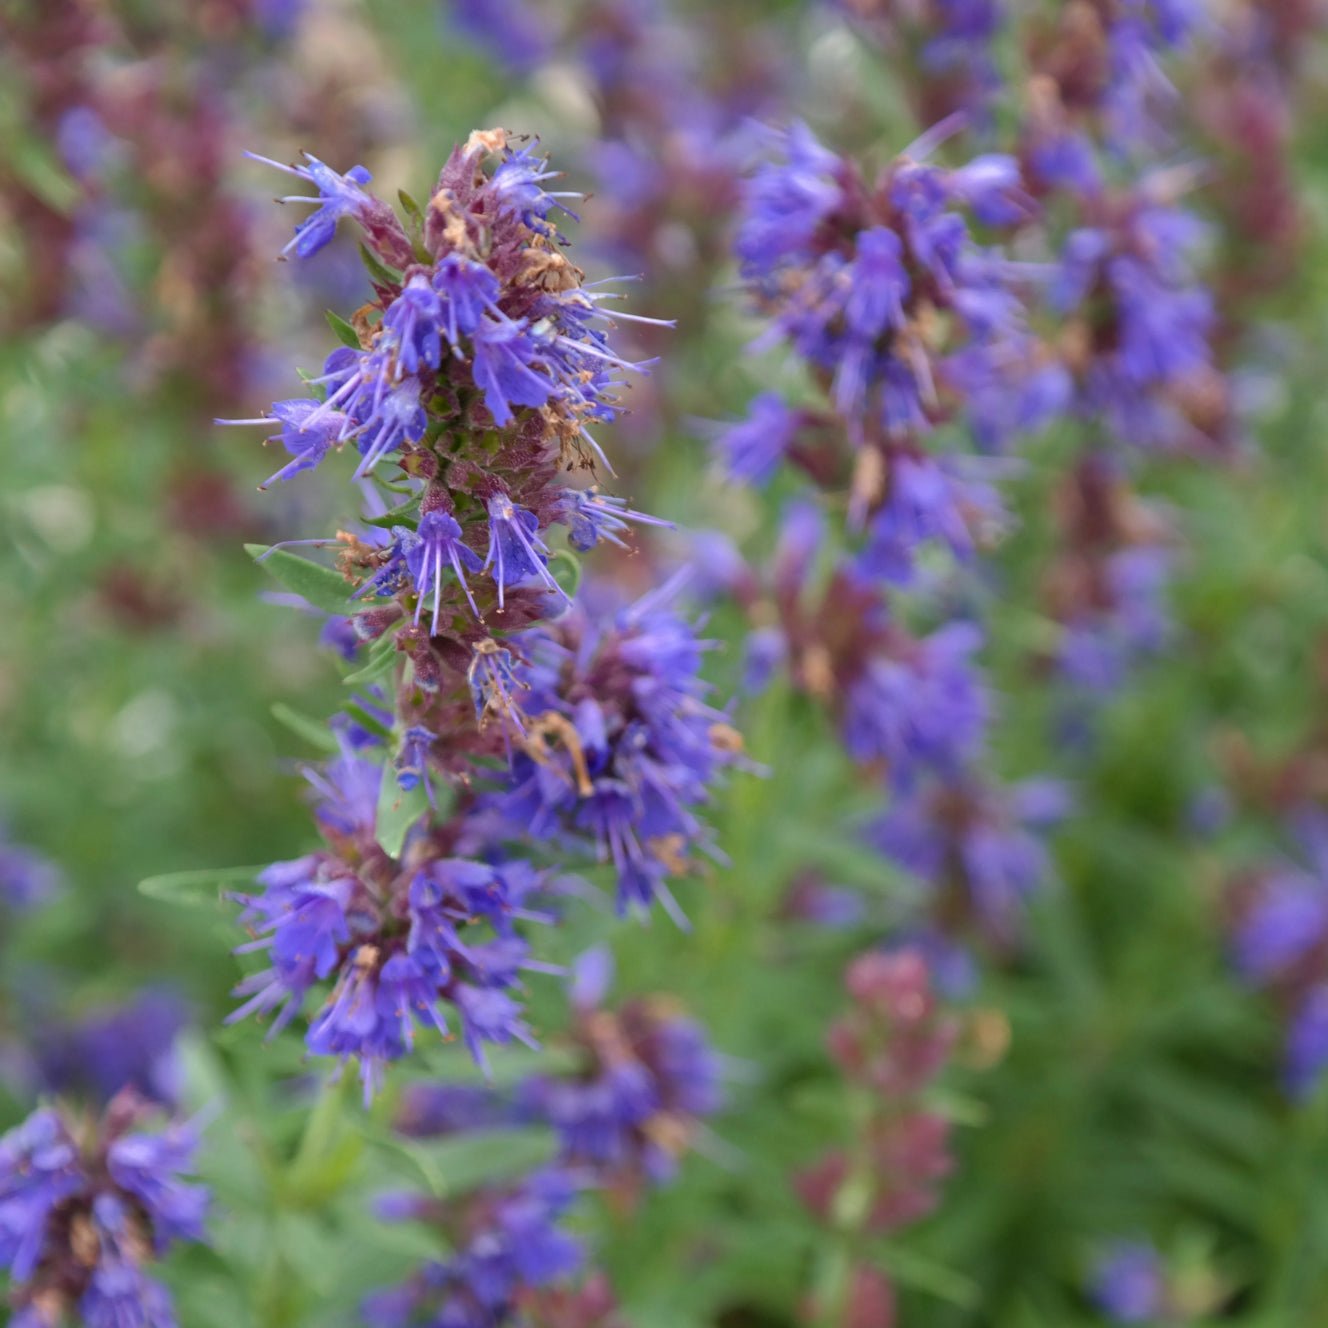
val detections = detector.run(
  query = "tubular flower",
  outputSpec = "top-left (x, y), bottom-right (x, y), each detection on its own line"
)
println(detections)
top-left (0, 1094), bottom-right (208, 1328)
top-left (485, 577), bottom-right (745, 922)
top-left (223, 131), bottom-right (734, 1098)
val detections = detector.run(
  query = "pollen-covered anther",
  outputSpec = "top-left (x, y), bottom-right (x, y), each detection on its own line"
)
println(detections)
top-left (465, 126), bottom-right (510, 158)
top-left (70, 1214), bottom-right (101, 1268)
top-left (523, 711), bottom-right (595, 797)
top-left (851, 445), bottom-right (887, 512)
top-left (708, 723), bottom-right (746, 756)
top-left (519, 246), bottom-right (583, 292)
top-left (430, 192), bottom-right (471, 252)
top-left (801, 644), bottom-right (836, 701)
top-left (641, 1111), bottom-right (692, 1158)
top-left (647, 835), bottom-right (690, 876)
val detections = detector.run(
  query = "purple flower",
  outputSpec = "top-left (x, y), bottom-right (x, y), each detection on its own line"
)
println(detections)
top-left (1091, 1242), bottom-right (1166, 1323)
top-left (1286, 985), bottom-right (1328, 1098)
top-left (246, 151), bottom-right (377, 259)
top-left (350, 370), bottom-right (430, 477)
top-left (1232, 815), bottom-right (1328, 982)
top-left (229, 801), bottom-right (551, 1093)
top-left (0, 1099), bottom-right (208, 1328)
top-left (488, 142), bottom-right (582, 231)
top-left (844, 621), bottom-right (990, 782)
top-left (484, 493), bottom-right (564, 606)
top-left (309, 752), bottom-right (383, 839)
top-left (871, 777), bottom-right (1068, 944)
top-left (320, 614), bottom-right (361, 660)
top-left (395, 725), bottom-right (437, 801)
top-left (382, 274), bottom-right (445, 377)
top-left (488, 578), bottom-right (739, 921)
top-left (229, 856), bottom-right (355, 1033)
top-left (35, 990), bottom-right (189, 1109)
top-left (433, 252), bottom-right (503, 344)
top-left (80, 1260), bottom-right (177, 1328)
top-left (297, 346), bottom-right (429, 477)
top-left (845, 227), bottom-right (910, 339)
top-left (0, 1110), bottom-right (84, 1282)
top-left (1054, 197), bottom-right (1214, 450)
top-left (364, 1169), bottom-right (583, 1327)
top-left (214, 397), bottom-right (349, 488)
top-left (554, 489), bottom-right (673, 553)
top-left (406, 510), bottom-right (484, 627)
top-left (396, 1083), bottom-right (512, 1137)
top-left (454, 984), bottom-right (537, 1070)
top-left (471, 318), bottom-right (555, 425)
top-left (738, 128), bottom-right (1029, 448)
top-left (715, 393), bottom-right (802, 487)
top-left (0, 837), bottom-right (60, 911)
top-left (1057, 545), bottom-right (1175, 693)
top-left (56, 106), bottom-right (112, 183)
top-left (737, 122), bottom-right (842, 275)
top-left (513, 959), bottom-right (721, 1185)
top-left (446, 0), bottom-right (553, 73)
top-left (858, 451), bottom-right (1007, 585)
top-left (107, 1124), bottom-right (209, 1249)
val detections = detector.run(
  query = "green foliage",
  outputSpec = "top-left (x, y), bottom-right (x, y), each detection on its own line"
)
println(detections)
top-left (5, 4), bottom-right (1328, 1327)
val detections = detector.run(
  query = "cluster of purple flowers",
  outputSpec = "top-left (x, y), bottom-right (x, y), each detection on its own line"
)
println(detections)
top-left (826, 0), bottom-right (1006, 127)
top-left (229, 580), bottom-right (736, 1093)
top-left (1040, 456), bottom-right (1176, 695)
top-left (725, 118), bottom-right (1057, 593)
top-left (720, 119), bottom-right (1069, 954)
top-left (199, 104), bottom-right (753, 1326)
top-left (734, 118), bottom-right (1038, 458)
top-left (229, 748), bottom-right (552, 1097)
top-left (1019, 0), bottom-right (1203, 172)
top-left (481, 579), bottom-right (744, 923)
top-left (1228, 811), bottom-right (1328, 1097)
top-left (440, 0), bottom-right (786, 304)
top-left (377, 949), bottom-right (718, 1323)
top-left (363, 1168), bottom-right (589, 1328)
top-left (399, 948), bottom-right (722, 1190)
top-left (0, 832), bottom-right (61, 912)
top-left (7, 991), bottom-right (188, 1112)
top-left (0, 1093), bottom-right (208, 1328)
top-left (1, 2), bottom-right (301, 406)
top-left (221, 130), bottom-right (736, 1097)
top-left (0, 831), bottom-right (199, 1328)
top-left (869, 776), bottom-right (1070, 956)
top-left (1047, 180), bottom-right (1219, 454)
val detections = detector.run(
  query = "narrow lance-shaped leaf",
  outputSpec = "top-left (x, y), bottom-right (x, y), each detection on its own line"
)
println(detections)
top-left (246, 543), bottom-right (357, 615)
top-left (138, 865), bottom-right (265, 909)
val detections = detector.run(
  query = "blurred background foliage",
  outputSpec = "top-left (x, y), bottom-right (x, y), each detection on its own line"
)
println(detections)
top-left (4, 2), bottom-right (1328, 1326)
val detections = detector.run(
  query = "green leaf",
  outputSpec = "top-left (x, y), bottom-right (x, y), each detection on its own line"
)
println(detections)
top-left (10, 137), bottom-right (80, 213)
top-left (549, 548), bottom-right (582, 599)
top-left (342, 701), bottom-right (394, 742)
top-left (880, 1245), bottom-right (980, 1309)
top-left (373, 1127), bottom-right (556, 1199)
top-left (398, 189), bottom-right (424, 226)
top-left (246, 544), bottom-right (356, 615)
top-left (325, 310), bottom-right (362, 350)
top-left (376, 770), bottom-right (429, 859)
top-left (138, 865), bottom-right (262, 908)
top-left (271, 703), bottom-right (339, 752)
top-left (362, 499), bottom-right (421, 532)
top-left (342, 638), bottom-right (399, 686)
top-left (359, 242), bottom-right (403, 288)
